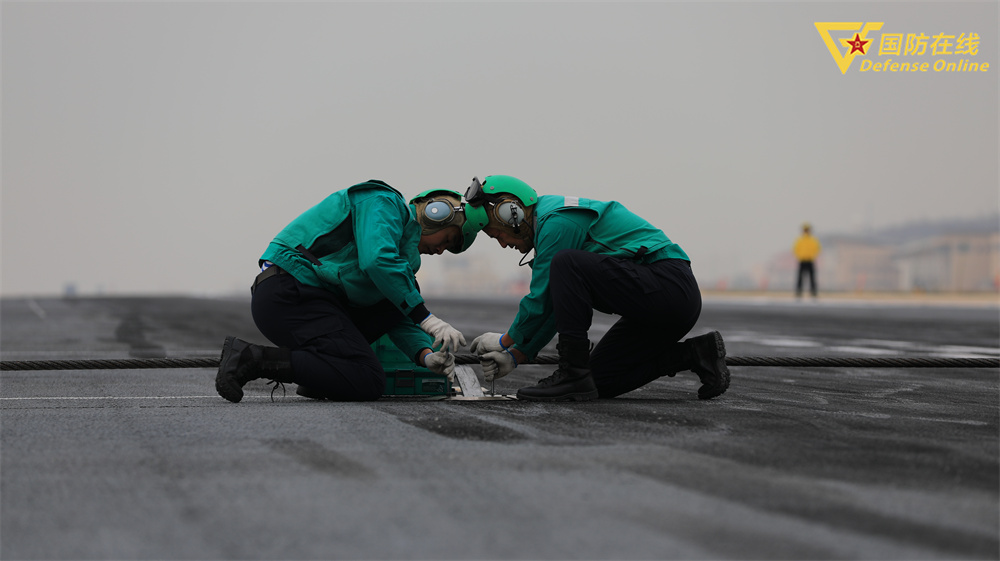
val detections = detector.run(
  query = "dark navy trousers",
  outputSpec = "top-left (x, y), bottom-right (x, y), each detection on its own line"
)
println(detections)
top-left (796, 261), bottom-right (817, 297)
top-left (548, 250), bottom-right (702, 398)
top-left (250, 271), bottom-right (405, 401)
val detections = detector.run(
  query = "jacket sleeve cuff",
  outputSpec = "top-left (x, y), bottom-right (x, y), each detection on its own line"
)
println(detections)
top-left (408, 304), bottom-right (431, 324)
top-left (413, 349), bottom-right (428, 365)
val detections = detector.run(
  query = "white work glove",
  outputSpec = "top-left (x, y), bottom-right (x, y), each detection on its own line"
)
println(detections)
top-left (423, 350), bottom-right (456, 382)
top-left (419, 314), bottom-right (467, 353)
top-left (480, 350), bottom-right (518, 382)
top-left (469, 332), bottom-right (506, 356)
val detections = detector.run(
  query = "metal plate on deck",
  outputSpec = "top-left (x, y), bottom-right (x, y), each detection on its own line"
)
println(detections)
top-left (453, 365), bottom-right (482, 397)
top-left (448, 365), bottom-right (517, 400)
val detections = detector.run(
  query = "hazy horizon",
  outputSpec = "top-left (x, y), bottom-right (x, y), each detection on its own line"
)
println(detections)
top-left (3, 2), bottom-right (997, 298)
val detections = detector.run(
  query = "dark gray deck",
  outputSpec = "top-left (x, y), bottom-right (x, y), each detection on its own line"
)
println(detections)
top-left (2, 295), bottom-right (997, 560)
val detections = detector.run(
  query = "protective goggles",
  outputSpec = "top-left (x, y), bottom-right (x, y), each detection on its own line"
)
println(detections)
top-left (464, 176), bottom-right (488, 207)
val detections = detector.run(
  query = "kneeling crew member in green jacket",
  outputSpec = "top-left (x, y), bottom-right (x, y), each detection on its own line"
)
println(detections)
top-left (216, 180), bottom-right (488, 403)
top-left (464, 175), bottom-right (730, 401)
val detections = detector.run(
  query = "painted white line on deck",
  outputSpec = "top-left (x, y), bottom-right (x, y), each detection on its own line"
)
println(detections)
top-left (26, 299), bottom-right (47, 320)
top-left (933, 344), bottom-right (1000, 356)
top-left (826, 346), bottom-right (900, 356)
top-left (906, 416), bottom-right (989, 426)
top-left (725, 331), bottom-right (999, 357)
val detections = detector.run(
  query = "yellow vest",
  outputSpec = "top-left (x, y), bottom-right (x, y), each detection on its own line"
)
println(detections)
top-left (794, 234), bottom-right (821, 261)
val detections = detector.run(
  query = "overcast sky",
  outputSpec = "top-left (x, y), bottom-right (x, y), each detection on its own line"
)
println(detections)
top-left (2, 1), bottom-right (997, 297)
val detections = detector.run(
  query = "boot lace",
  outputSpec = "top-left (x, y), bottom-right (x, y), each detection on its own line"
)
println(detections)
top-left (266, 380), bottom-right (286, 402)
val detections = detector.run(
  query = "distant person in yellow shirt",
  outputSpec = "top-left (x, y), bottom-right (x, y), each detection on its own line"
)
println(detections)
top-left (794, 222), bottom-right (821, 298)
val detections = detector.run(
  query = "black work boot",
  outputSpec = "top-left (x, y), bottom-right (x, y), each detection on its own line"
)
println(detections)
top-left (215, 336), bottom-right (294, 403)
top-left (656, 342), bottom-right (689, 378)
top-left (685, 331), bottom-right (730, 400)
top-left (516, 336), bottom-right (599, 402)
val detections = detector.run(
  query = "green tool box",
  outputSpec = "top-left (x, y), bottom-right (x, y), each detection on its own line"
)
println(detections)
top-left (374, 335), bottom-right (453, 397)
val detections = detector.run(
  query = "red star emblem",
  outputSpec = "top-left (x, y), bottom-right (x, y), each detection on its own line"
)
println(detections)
top-left (848, 33), bottom-right (869, 55)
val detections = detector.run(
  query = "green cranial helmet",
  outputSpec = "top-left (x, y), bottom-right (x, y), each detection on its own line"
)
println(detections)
top-left (464, 175), bottom-right (538, 238)
top-left (468, 175), bottom-right (538, 208)
top-left (409, 188), bottom-right (488, 253)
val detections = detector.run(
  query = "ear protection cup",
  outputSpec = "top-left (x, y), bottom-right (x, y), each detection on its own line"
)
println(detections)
top-left (494, 199), bottom-right (526, 228)
top-left (422, 199), bottom-right (456, 225)
top-left (414, 196), bottom-right (463, 235)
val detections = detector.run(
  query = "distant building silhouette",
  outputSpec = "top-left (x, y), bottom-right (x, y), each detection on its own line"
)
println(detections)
top-left (896, 232), bottom-right (1000, 292)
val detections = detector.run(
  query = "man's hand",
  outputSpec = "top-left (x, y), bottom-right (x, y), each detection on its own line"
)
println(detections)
top-left (423, 350), bottom-right (455, 381)
top-left (479, 350), bottom-right (518, 382)
top-left (469, 332), bottom-right (506, 356)
top-left (419, 315), bottom-right (466, 353)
